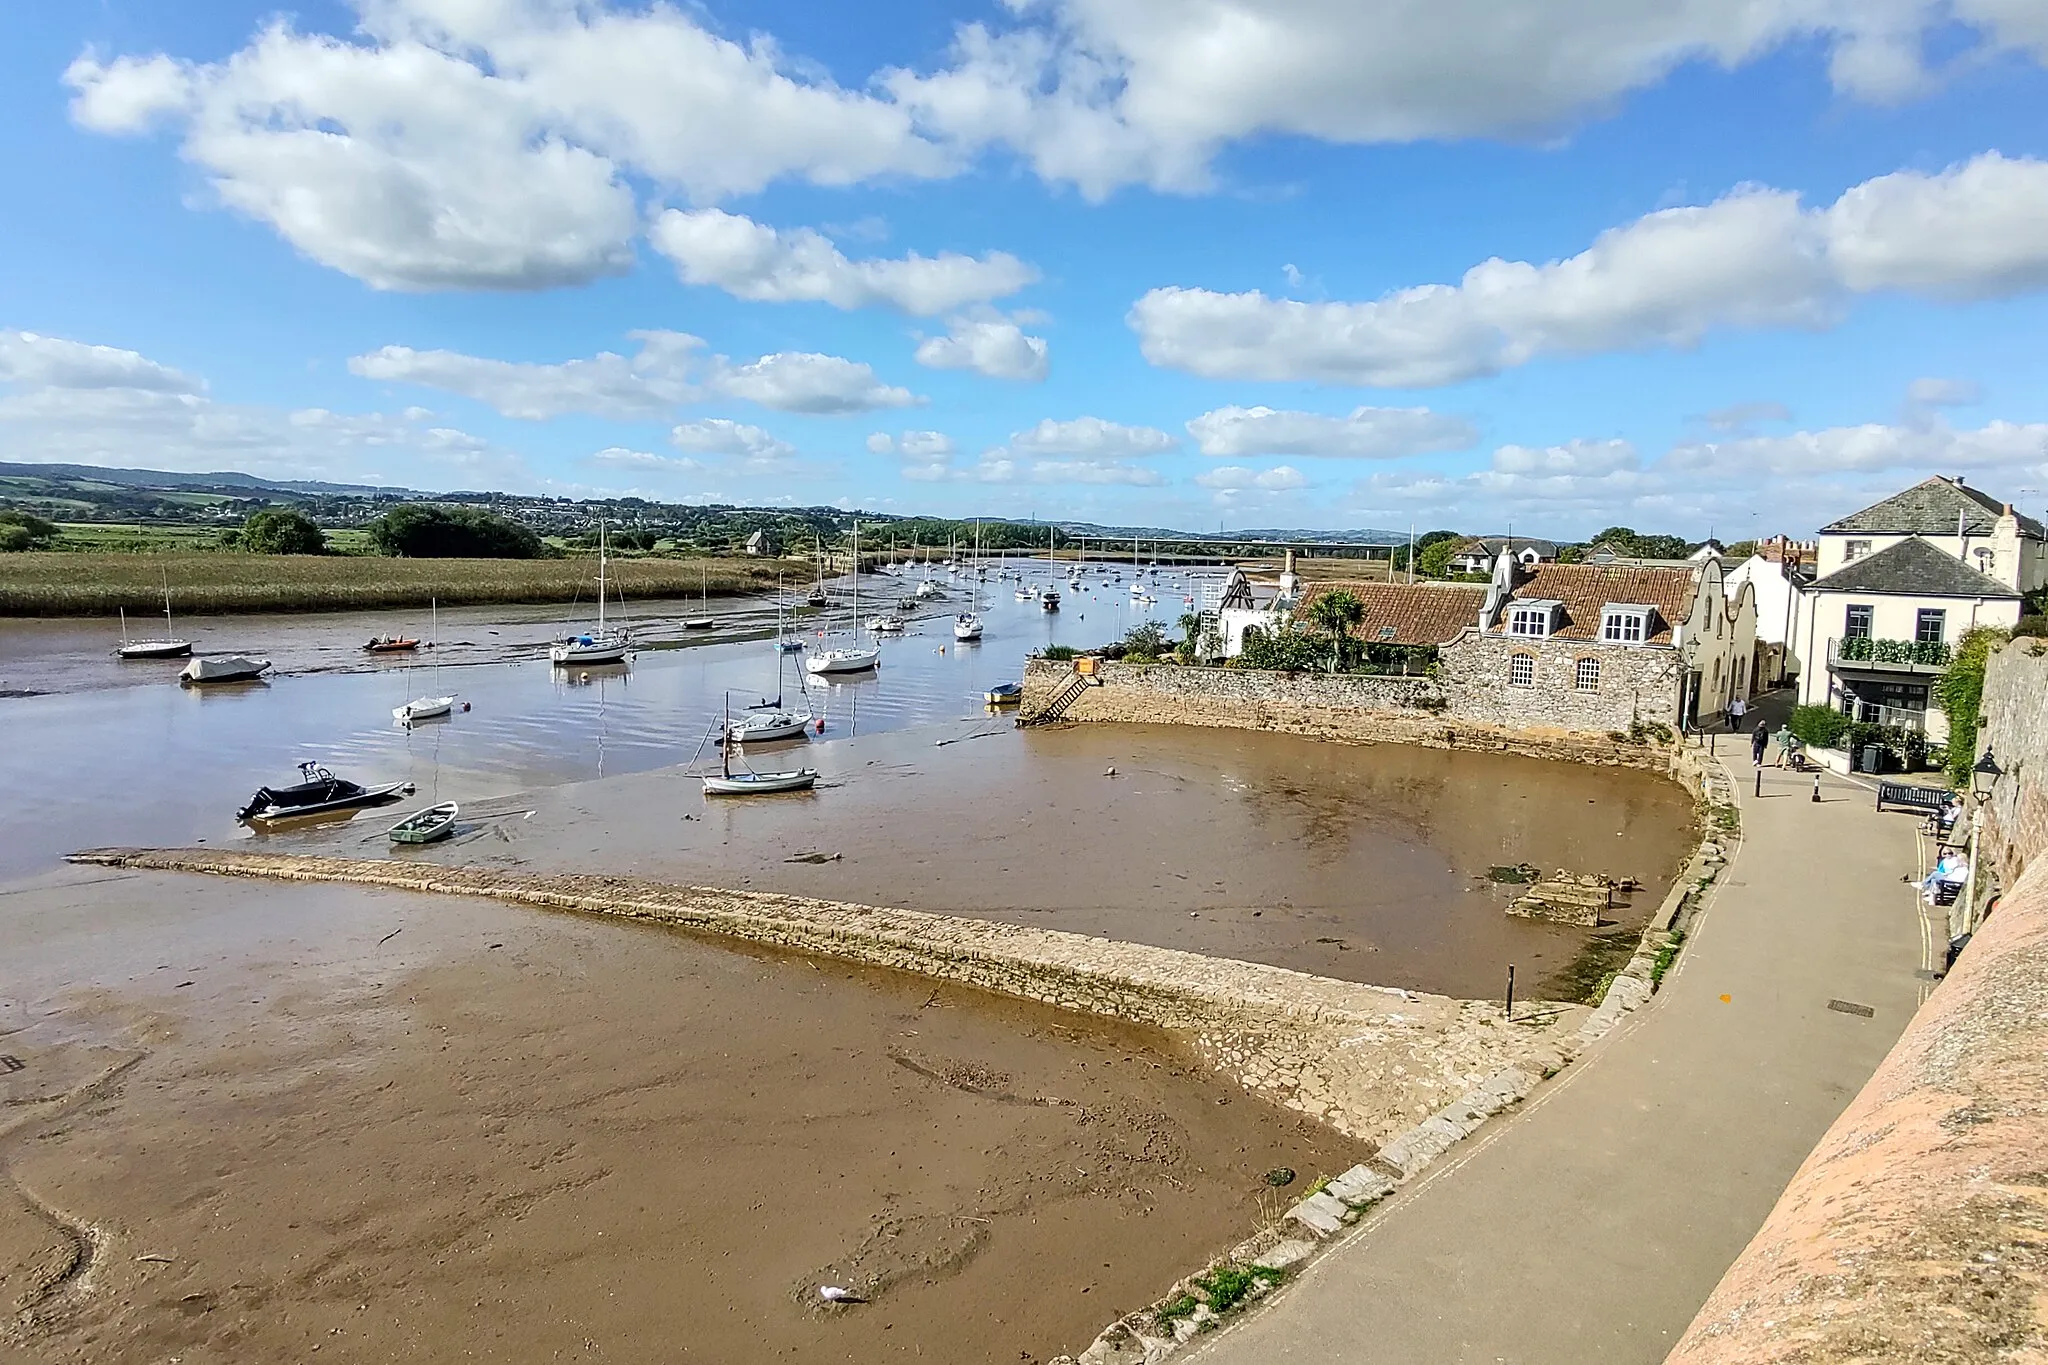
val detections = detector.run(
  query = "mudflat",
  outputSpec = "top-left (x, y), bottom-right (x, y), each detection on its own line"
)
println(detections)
top-left (433, 721), bottom-right (1698, 999)
top-left (1, 866), bottom-right (1357, 1364)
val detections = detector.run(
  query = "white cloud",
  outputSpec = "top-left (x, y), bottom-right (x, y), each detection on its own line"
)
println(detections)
top-left (1491, 439), bottom-right (1640, 477)
top-left (1700, 400), bottom-right (1793, 431)
top-left (885, 2), bottom-right (2048, 199)
top-left (913, 317), bottom-right (1050, 381)
top-left (63, 3), bottom-right (952, 290)
top-left (668, 419), bottom-right (795, 462)
top-left (0, 330), bottom-right (203, 395)
top-left (712, 352), bottom-right (919, 415)
top-left (1133, 154), bottom-right (2048, 386)
top-left (1664, 419), bottom-right (2048, 479)
top-left (1195, 464), bottom-right (1310, 491)
top-left (866, 430), bottom-right (957, 459)
top-left (352, 332), bottom-right (919, 418)
top-left (0, 328), bottom-right (531, 488)
top-left (1908, 378), bottom-right (1983, 408)
top-left (649, 208), bottom-right (1035, 315)
top-left (1009, 416), bottom-right (1177, 456)
top-left (350, 331), bottom-right (701, 419)
top-left (588, 446), bottom-right (706, 474)
top-left (1025, 459), bottom-right (1165, 486)
top-left (1187, 404), bottom-right (1478, 458)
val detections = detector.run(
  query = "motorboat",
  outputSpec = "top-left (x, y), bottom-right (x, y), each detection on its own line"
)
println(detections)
top-left (985, 682), bottom-right (1023, 705)
top-left (1041, 590), bottom-right (1060, 613)
top-left (181, 655), bottom-right (270, 685)
top-left (238, 762), bottom-right (412, 824)
top-left (866, 615), bottom-right (906, 635)
top-left (363, 636), bottom-right (420, 653)
top-left (1014, 586), bottom-right (1034, 601)
top-left (806, 588), bottom-right (830, 608)
top-left (115, 577), bottom-right (191, 659)
top-left (953, 613), bottom-right (983, 641)
top-left (388, 802), bottom-right (459, 844)
top-left (551, 521), bottom-right (630, 665)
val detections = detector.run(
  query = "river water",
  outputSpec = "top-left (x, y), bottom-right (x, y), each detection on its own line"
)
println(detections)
top-left (0, 561), bottom-right (1194, 880)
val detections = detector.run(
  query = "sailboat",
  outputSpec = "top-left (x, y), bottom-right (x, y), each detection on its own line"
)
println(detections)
top-left (550, 520), bottom-right (630, 665)
top-left (806, 537), bottom-right (830, 608)
top-left (726, 646), bottom-right (814, 743)
top-left (805, 521), bottom-right (882, 675)
top-left (705, 694), bottom-right (819, 794)
top-left (394, 599), bottom-right (457, 724)
top-left (1041, 526), bottom-right (1061, 612)
top-left (685, 563), bottom-right (714, 629)
top-left (774, 579), bottom-right (806, 652)
top-left (116, 572), bottom-right (191, 659)
top-left (954, 520), bottom-right (984, 641)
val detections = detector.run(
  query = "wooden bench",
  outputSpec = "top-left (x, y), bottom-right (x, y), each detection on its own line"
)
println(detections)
top-left (1876, 781), bottom-right (1950, 814)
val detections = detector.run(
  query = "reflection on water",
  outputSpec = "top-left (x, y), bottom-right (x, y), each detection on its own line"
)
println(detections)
top-left (0, 566), bottom-right (1203, 878)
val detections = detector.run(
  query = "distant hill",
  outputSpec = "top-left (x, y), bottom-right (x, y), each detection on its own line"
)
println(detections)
top-left (0, 461), bottom-right (407, 497)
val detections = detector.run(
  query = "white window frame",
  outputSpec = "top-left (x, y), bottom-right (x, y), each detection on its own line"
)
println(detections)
top-left (1509, 653), bottom-right (1536, 687)
top-left (1507, 600), bottom-right (1560, 639)
top-left (1601, 607), bottom-right (1650, 645)
top-left (1575, 656), bottom-right (1601, 691)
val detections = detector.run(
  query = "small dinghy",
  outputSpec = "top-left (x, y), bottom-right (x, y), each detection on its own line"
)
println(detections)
top-left (181, 655), bottom-right (270, 685)
top-left (387, 801), bottom-right (459, 844)
top-left (393, 695), bottom-right (456, 724)
top-left (238, 763), bottom-right (412, 824)
top-left (704, 696), bottom-right (818, 795)
top-left (363, 637), bottom-right (420, 653)
top-left (985, 682), bottom-right (1023, 705)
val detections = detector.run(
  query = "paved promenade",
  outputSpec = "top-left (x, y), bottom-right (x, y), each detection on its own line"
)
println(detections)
top-left (1190, 751), bottom-right (1936, 1365)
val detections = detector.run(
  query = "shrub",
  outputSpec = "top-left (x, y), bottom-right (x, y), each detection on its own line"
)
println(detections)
top-left (1123, 621), bottom-right (1169, 657)
top-left (367, 504), bottom-right (547, 558)
top-left (242, 508), bottom-right (326, 555)
top-left (1238, 623), bottom-right (1329, 673)
top-left (1938, 626), bottom-right (2006, 787)
top-left (1788, 703), bottom-right (1852, 750)
top-left (1039, 644), bottom-right (1079, 661)
top-left (2013, 615), bottom-right (2048, 639)
top-left (0, 511), bottom-right (58, 551)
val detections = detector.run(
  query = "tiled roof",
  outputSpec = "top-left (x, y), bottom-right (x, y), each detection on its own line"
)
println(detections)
top-left (1458, 536), bottom-right (1559, 557)
top-left (1493, 562), bottom-right (1699, 644)
top-left (1293, 581), bottom-right (1485, 645)
top-left (1823, 476), bottom-right (2045, 538)
top-left (1806, 535), bottom-right (2021, 599)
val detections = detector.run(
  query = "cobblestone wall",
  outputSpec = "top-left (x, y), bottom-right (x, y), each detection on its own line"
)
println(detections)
top-left (1979, 640), bottom-right (2048, 888)
top-left (1022, 659), bottom-right (1694, 777)
top-left (1441, 635), bottom-right (1685, 734)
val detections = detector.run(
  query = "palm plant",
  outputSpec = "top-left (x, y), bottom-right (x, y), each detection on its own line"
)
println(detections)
top-left (1303, 589), bottom-right (1365, 672)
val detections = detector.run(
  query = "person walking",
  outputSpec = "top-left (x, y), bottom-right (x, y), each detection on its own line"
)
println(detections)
top-left (1728, 693), bottom-right (1747, 732)
top-left (1751, 720), bottom-right (1769, 766)
top-left (1773, 723), bottom-right (1797, 768)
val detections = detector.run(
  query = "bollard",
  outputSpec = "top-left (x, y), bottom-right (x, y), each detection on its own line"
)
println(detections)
top-left (1505, 964), bottom-right (1515, 1022)
top-left (1755, 766), bottom-right (1763, 798)
top-left (1812, 771), bottom-right (1822, 803)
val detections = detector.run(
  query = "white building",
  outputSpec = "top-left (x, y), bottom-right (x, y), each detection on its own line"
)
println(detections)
top-left (1448, 537), bottom-right (1556, 576)
top-left (1725, 555), bottom-right (1806, 687)
top-left (1210, 551), bottom-right (1302, 657)
top-left (1792, 477), bottom-right (2038, 735)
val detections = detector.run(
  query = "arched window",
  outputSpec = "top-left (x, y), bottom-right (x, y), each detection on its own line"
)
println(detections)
top-left (1509, 653), bottom-right (1536, 687)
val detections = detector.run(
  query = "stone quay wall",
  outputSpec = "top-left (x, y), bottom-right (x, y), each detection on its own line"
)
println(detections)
top-left (1667, 836), bottom-right (2048, 1365)
top-left (1023, 658), bottom-right (1701, 784)
top-left (69, 847), bottom-right (1582, 1145)
top-left (1978, 639), bottom-right (2048, 890)
top-left (1441, 633), bottom-right (1684, 735)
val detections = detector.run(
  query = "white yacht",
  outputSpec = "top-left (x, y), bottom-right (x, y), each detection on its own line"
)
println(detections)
top-left (551, 521), bottom-right (630, 665)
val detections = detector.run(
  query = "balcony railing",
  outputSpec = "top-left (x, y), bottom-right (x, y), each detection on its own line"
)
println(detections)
top-left (1832, 636), bottom-right (1952, 668)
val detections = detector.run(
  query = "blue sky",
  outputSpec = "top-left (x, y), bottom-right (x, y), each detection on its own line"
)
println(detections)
top-left (4, 1), bottom-right (2047, 539)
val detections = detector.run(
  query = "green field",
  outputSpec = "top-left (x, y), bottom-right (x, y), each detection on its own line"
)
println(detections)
top-left (0, 551), bottom-right (801, 616)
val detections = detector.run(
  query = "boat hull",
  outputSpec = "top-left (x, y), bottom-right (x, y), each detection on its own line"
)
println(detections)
top-left (550, 639), bottom-right (629, 665)
top-left (805, 649), bottom-right (881, 675)
top-left (118, 640), bottom-right (192, 659)
top-left (394, 696), bottom-right (456, 723)
top-left (726, 713), bottom-right (812, 743)
top-left (181, 656), bottom-right (270, 685)
top-left (703, 770), bottom-right (818, 795)
top-left (241, 780), bottom-right (412, 824)
top-left (388, 801), bottom-right (459, 844)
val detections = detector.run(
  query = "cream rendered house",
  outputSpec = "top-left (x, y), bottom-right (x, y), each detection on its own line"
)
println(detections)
top-left (1793, 477), bottom-right (2038, 737)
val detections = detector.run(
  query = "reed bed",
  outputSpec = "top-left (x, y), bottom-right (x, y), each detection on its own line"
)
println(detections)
top-left (0, 552), bottom-right (799, 617)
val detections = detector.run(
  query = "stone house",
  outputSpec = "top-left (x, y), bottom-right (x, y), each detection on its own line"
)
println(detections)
top-left (1791, 477), bottom-right (2038, 736)
top-left (1447, 536), bottom-right (1556, 576)
top-left (745, 529), bottom-right (775, 556)
top-left (1462, 553), bottom-right (1757, 730)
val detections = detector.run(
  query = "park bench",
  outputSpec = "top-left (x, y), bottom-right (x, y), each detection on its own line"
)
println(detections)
top-left (1875, 781), bottom-right (1950, 814)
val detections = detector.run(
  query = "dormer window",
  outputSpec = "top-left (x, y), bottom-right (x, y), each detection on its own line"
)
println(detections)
top-left (1601, 605), bottom-right (1653, 645)
top-left (1507, 600), bottom-right (1562, 638)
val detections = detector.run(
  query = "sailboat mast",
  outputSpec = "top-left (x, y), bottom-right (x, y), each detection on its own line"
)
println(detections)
top-left (162, 569), bottom-right (174, 636)
top-left (597, 519), bottom-right (609, 634)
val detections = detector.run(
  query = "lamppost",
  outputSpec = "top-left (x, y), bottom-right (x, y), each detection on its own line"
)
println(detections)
top-left (1961, 748), bottom-right (2004, 937)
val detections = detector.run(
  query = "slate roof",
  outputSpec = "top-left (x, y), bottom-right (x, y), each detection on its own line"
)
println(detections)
top-left (1456, 536), bottom-right (1558, 558)
top-left (1293, 581), bottom-right (1486, 645)
top-left (1806, 535), bottom-right (2021, 599)
top-left (1823, 476), bottom-right (2045, 538)
top-left (1492, 563), bottom-right (1700, 644)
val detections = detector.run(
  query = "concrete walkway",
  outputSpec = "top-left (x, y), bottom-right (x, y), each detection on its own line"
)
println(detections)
top-left (1189, 755), bottom-right (1934, 1365)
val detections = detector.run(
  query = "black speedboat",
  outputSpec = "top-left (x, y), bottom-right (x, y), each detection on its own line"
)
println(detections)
top-left (238, 762), bottom-right (413, 824)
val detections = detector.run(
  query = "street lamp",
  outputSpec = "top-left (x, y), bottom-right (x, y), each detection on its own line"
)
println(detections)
top-left (1959, 749), bottom-right (2005, 940)
top-left (1972, 749), bottom-right (2004, 805)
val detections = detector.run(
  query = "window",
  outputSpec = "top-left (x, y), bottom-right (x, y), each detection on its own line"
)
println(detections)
top-left (1575, 657), bottom-right (1601, 690)
top-left (1844, 604), bottom-right (1873, 640)
top-left (1601, 607), bottom-right (1650, 644)
top-left (1916, 608), bottom-right (1946, 645)
top-left (1509, 654), bottom-right (1535, 687)
top-left (1507, 601), bottom-right (1560, 638)
top-left (1844, 539), bottom-right (1872, 561)
top-left (1377, 625), bottom-right (1397, 641)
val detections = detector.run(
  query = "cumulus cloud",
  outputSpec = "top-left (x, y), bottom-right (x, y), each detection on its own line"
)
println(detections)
top-left (588, 446), bottom-right (705, 474)
top-left (913, 317), bottom-right (1050, 381)
top-left (669, 419), bottom-right (795, 462)
top-left (350, 331), bottom-right (702, 419)
top-left (0, 330), bottom-right (203, 394)
top-left (1194, 465), bottom-right (1310, 491)
top-left (1133, 154), bottom-right (2048, 386)
top-left (0, 328), bottom-right (530, 488)
top-left (1491, 439), bottom-right (1640, 477)
top-left (1021, 459), bottom-right (1165, 486)
top-left (649, 209), bottom-right (1035, 315)
top-left (352, 333), bottom-right (919, 418)
top-left (866, 430), bottom-right (958, 458)
top-left (1009, 416), bottom-right (1177, 456)
top-left (62, 3), bottom-right (951, 290)
top-left (1186, 404), bottom-right (1477, 458)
